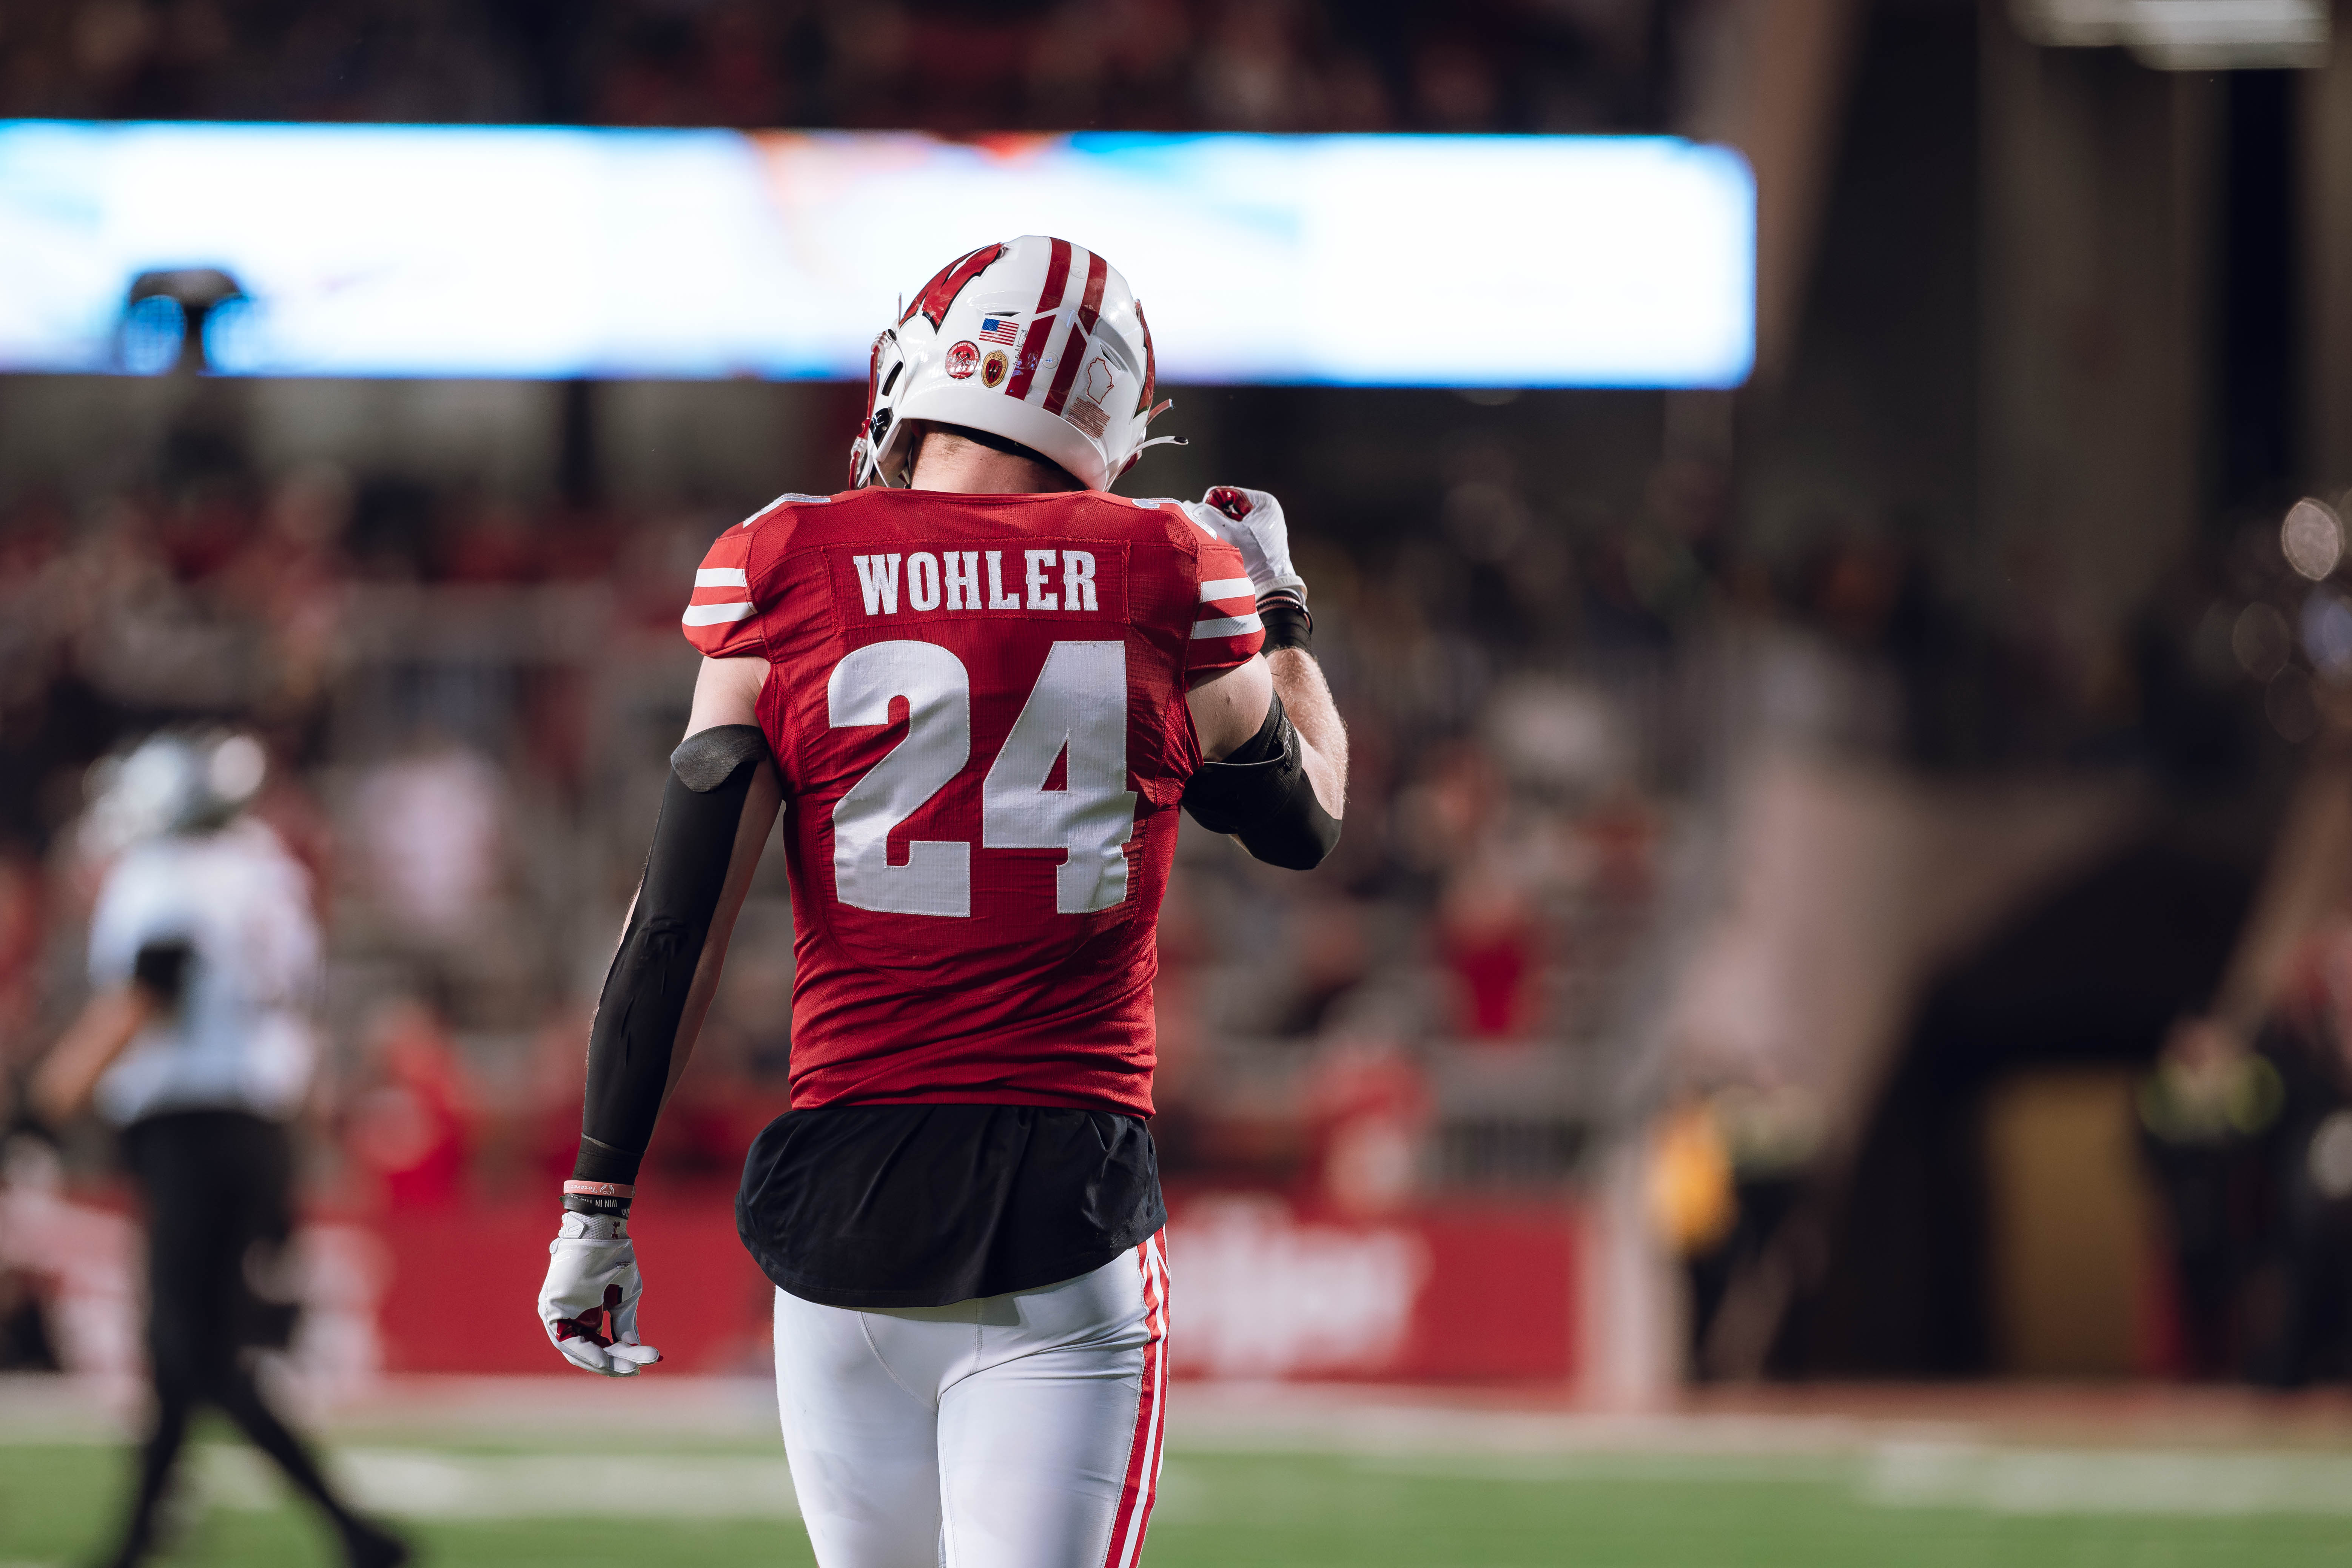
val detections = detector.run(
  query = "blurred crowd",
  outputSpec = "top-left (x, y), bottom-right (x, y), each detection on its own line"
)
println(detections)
top-left (0, 405), bottom-right (1709, 1236)
top-left (0, 415), bottom-right (2321, 1134)
top-left (0, 0), bottom-right (1682, 135)
top-left (0, 371), bottom-right (2342, 1389)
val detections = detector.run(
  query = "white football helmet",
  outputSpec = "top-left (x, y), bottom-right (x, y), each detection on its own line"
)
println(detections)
top-left (849, 235), bottom-right (1174, 492)
top-left (84, 728), bottom-right (268, 851)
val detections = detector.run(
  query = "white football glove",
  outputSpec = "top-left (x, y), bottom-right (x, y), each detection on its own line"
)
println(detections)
top-left (538, 1211), bottom-right (663, 1376)
top-left (1189, 486), bottom-right (1308, 606)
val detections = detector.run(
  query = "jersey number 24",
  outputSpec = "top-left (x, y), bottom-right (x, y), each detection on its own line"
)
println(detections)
top-left (828, 640), bottom-right (1136, 919)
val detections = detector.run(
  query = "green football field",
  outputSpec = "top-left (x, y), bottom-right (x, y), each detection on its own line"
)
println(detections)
top-left (6, 1423), bottom-right (2352, 1568)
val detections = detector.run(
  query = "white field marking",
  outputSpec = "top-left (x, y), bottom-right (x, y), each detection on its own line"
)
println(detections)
top-left (1354, 1442), bottom-right (2352, 1515)
top-left (1353, 1451), bottom-right (1848, 1486)
top-left (196, 1445), bottom-right (799, 1520)
top-left (1166, 1397), bottom-right (1950, 1457)
top-left (1864, 1443), bottom-right (2352, 1517)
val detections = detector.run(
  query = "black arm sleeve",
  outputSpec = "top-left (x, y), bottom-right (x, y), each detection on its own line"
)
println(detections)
top-left (575, 725), bottom-right (771, 1187)
top-left (1180, 691), bottom-right (1340, 871)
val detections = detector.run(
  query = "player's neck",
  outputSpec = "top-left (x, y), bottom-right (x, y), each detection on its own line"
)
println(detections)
top-left (906, 442), bottom-right (1072, 496)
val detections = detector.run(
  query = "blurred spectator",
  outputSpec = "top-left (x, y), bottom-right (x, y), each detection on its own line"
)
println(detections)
top-left (348, 738), bottom-right (509, 944)
top-left (1649, 1084), bottom-right (1737, 1363)
top-left (2139, 1015), bottom-right (2282, 1378)
top-left (2246, 920), bottom-right (2352, 1386)
top-left (521, 1001), bottom-right (594, 1189)
top-left (1302, 1037), bottom-right (1430, 1216)
top-left (344, 997), bottom-right (476, 1211)
top-left (1270, 896), bottom-right (1371, 1038)
top-left (1435, 868), bottom-right (1545, 1041)
top-left (641, 1044), bottom-right (761, 1180)
top-left (436, 495), bottom-right (539, 584)
top-left (1649, 1076), bottom-right (1823, 1379)
top-left (218, 462), bottom-right (356, 722)
top-left (1194, 0), bottom-right (1305, 129)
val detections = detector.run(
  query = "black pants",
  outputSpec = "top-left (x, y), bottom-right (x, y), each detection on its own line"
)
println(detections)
top-left (112, 1110), bottom-right (364, 1564)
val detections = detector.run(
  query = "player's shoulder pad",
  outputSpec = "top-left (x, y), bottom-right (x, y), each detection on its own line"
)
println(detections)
top-left (735, 490), bottom-right (837, 536)
top-left (702, 489), bottom-right (838, 577)
top-left (686, 507), bottom-right (780, 653)
top-left (1122, 495), bottom-right (1227, 547)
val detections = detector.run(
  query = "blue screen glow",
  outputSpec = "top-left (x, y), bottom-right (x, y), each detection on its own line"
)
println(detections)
top-left (0, 124), bottom-right (1754, 387)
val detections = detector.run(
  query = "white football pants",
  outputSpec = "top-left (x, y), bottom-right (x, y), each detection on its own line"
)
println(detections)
top-left (773, 1230), bottom-right (1170, 1568)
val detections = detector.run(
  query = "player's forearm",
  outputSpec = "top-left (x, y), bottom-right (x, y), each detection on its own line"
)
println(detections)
top-left (30, 987), bottom-right (153, 1123)
top-left (663, 764), bottom-right (778, 1100)
top-left (576, 735), bottom-right (778, 1186)
top-left (1267, 648), bottom-right (1346, 819)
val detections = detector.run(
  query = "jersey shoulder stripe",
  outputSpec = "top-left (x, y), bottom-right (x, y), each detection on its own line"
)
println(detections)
top-left (1183, 537), bottom-right (1262, 676)
top-left (681, 495), bottom-right (825, 657)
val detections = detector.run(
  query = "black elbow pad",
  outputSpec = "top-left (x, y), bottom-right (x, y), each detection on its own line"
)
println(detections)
top-left (1182, 692), bottom-right (1340, 871)
top-left (577, 725), bottom-right (771, 1185)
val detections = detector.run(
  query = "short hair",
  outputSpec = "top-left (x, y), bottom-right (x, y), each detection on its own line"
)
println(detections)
top-left (914, 422), bottom-right (1082, 491)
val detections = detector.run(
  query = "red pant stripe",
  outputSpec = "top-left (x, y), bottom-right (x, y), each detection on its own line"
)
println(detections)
top-left (1102, 1232), bottom-right (1167, 1568)
top-left (1131, 1234), bottom-right (1172, 1552)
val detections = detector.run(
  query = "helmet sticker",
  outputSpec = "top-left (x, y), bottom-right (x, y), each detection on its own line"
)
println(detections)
top-left (1065, 394), bottom-right (1110, 438)
top-left (1064, 352), bottom-right (1116, 437)
top-left (980, 348), bottom-right (1009, 388)
top-left (900, 242), bottom-right (1006, 330)
top-left (945, 340), bottom-right (980, 379)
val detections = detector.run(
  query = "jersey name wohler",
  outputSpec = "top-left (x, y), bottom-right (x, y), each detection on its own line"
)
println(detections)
top-left (684, 487), bottom-right (1263, 1116)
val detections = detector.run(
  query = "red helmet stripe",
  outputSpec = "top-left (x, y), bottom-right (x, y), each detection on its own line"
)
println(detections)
top-left (1042, 249), bottom-right (1110, 417)
top-left (1004, 237), bottom-right (1073, 403)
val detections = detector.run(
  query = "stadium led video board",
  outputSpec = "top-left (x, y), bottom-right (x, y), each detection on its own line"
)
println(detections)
top-left (0, 124), bottom-right (1753, 387)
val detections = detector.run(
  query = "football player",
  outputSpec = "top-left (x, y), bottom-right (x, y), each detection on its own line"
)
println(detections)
top-left (536, 235), bottom-right (1345, 1568)
top-left (31, 731), bottom-right (407, 1568)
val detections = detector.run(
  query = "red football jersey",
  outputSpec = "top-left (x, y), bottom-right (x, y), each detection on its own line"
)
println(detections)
top-left (683, 486), bottom-right (1263, 1116)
